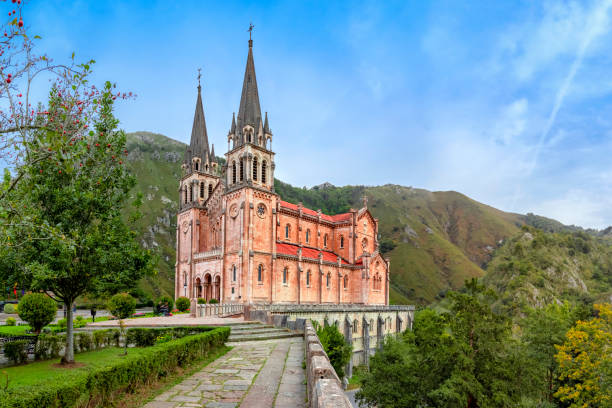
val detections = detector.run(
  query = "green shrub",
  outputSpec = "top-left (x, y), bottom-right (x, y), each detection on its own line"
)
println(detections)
top-left (57, 318), bottom-right (67, 330)
top-left (197, 298), bottom-right (206, 304)
top-left (108, 293), bottom-right (136, 319)
top-left (35, 333), bottom-right (63, 360)
top-left (5, 317), bottom-right (16, 326)
top-left (127, 328), bottom-right (158, 347)
top-left (0, 327), bottom-right (230, 407)
top-left (158, 295), bottom-right (174, 311)
top-left (3, 303), bottom-right (17, 314)
top-left (175, 297), bottom-right (190, 312)
top-left (208, 298), bottom-right (218, 304)
top-left (77, 332), bottom-right (93, 352)
top-left (75, 315), bottom-right (84, 324)
top-left (17, 293), bottom-right (57, 334)
top-left (314, 321), bottom-right (352, 378)
top-left (4, 340), bottom-right (29, 365)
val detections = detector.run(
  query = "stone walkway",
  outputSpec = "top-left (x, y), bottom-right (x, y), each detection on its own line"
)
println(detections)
top-left (144, 338), bottom-right (306, 408)
top-left (88, 315), bottom-right (246, 328)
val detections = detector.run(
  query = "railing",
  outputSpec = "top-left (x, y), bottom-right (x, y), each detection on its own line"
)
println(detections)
top-left (193, 248), bottom-right (222, 260)
top-left (197, 303), bottom-right (244, 318)
top-left (250, 303), bottom-right (414, 313)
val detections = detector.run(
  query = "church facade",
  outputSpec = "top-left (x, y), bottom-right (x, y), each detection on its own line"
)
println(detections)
top-left (175, 38), bottom-right (389, 305)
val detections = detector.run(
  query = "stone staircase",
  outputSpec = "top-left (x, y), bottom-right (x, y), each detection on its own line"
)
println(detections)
top-left (227, 322), bottom-right (302, 342)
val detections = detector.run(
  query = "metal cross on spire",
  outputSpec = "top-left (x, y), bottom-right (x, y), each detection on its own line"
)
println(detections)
top-left (248, 22), bottom-right (255, 40)
top-left (197, 68), bottom-right (202, 87)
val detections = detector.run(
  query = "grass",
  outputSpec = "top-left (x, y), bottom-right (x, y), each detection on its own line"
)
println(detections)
top-left (1, 347), bottom-right (150, 390)
top-left (347, 365), bottom-right (368, 390)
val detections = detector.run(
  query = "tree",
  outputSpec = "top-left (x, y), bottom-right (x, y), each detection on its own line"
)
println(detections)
top-left (108, 293), bottom-right (136, 355)
top-left (521, 302), bottom-right (576, 404)
top-left (314, 322), bottom-right (352, 378)
top-left (17, 292), bottom-right (56, 334)
top-left (357, 279), bottom-right (525, 408)
top-left (555, 303), bottom-right (612, 407)
top-left (2, 82), bottom-right (153, 364)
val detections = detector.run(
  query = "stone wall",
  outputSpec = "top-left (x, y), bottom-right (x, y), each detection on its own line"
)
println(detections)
top-left (245, 304), bottom-right (414, 373)
top-left (304, 320), bottom-right (352, 408)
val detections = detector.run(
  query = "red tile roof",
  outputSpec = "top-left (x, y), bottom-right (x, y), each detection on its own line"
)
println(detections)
top-left (276, 242), bottom-right (350, 265)
top-left (279, 200), bottom-right (352, 223)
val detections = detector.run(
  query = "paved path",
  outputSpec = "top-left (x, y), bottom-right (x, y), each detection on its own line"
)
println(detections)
top-left (144, 338), bottom-right (306, 408)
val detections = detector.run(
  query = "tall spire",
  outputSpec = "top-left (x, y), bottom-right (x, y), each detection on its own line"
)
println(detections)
top-left (236, 27), bottom-right (262, 136)
top-left (185, 74), bottom-right (210, 170)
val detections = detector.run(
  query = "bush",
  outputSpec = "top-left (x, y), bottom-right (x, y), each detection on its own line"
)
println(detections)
top-left (127, 326), bottom-right (215, 347)
top-left (0, 327), bottom-right (230, 407)
top-left (3, 303), bottom-right (17, 314)
top-left (5, 317), bottom-right (16, 326)
top-left (208, 298), bottom-right (218, 304)
top-left (127, 328), bottom-right (158, 347)
top-left (75, 315), bottom-right (84, 324)
top-left (176, 297), bottom-right (190, 312)
top-left (158, 295), bottom-right (174, 311)
top-left (197, 298), bottom-right (206, 304)
top-left (77, 332), bottom-right (93, 352)
top-left (17, 293), bottom-right (57, 334)
top-left (315, 322), bottom-right (352, 378)
top-left (57, 318), bottom-right (67, 330)
top-left (4, 340), bottom-right (29, 365)
top-left (35, 334), bottom-right (63, 360)
top-left (108, 293), bottom-right (136, 319)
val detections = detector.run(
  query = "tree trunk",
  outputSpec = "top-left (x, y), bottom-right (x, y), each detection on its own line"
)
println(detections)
top-left (61, 301), bottom-right (75, 364)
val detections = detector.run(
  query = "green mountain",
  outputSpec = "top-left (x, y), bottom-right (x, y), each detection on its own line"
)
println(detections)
top-left (124, 131), bottom-right (612, 307)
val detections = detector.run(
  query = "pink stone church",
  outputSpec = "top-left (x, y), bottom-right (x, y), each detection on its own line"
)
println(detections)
top-left (175, 38), bottom-right (389, 305)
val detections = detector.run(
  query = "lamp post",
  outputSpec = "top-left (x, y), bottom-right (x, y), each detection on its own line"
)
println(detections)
top-left (184, 281), bottom-right (187, 297)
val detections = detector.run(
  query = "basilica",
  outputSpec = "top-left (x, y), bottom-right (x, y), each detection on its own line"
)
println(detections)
top-left (175, 36), bottom-right (389, 305)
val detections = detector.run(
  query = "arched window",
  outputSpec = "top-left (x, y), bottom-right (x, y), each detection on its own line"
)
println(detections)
top-left (247, 131), bottom-right (251, 143)
top-left (253, 157), bottom-right (258, 181)
top-left (195, 161), bottom-right (199, 171)
top-left (283, 267), bottom-right (288, 284)
top-left (184, 188), bottom-right (187, 204)
top-left (205, 163), bottom-right (209, 172)
top-left (232, 161), bottom-right (236, 184)
top-left (305, 229), bottom-right (310, 243)
top-left (326, 272), bottom-right (330, 288)
top-left (340, 236), bottom-right (344, 248)
top-left (257, 264), bottom-right (263, 282)
top-left (262, 161), bottom-right (267, 183)
top-left (352, 319), bottom-right (358, 334)
top-left (189, 185), bottom-right (193, 202)
top-left (232, 265), bottom-right (236, 282)
top-left (285, 224), bottom-right (290, 240)
top-left (200, 182), bottom-right (205, 199)
top-left (324, 234), bottom-right (328, 248)
top-left (306, 270), bottom-right (311, 286)
top-left (239, 158), bottom-right (244, 181)
top-left (208, 183), bottom-right (213, 197)
top-left (344, 275), bottom-right (348, 289)
top-left (362, 237), bottom-right (368, 251)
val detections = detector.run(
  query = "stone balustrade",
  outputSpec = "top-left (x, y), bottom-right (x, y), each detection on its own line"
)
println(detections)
top-left (193, 248), bottom-right (222, 260)
top-left (196, 303), bottom-right (244, 318)
top-left (304, 320), bottom-right (352, 408)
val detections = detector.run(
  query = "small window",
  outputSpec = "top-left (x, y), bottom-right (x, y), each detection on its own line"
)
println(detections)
top-left (253, 157), bottom-right (258, 181)
top-left (262, 161), bottom-right (267, 183)
top-left (184, 188), bottom-right (188, 204)
top-left (340, 236), bottom-right (344, 248)
top-left (232, 265), bottom-right (236, 282)
top-left (352, 319), bottom-right (358, 334)
top-left (231, 287), bottom-right (235, 294)
top-left (324, 234), bottom-right (328, 248)
top-left (208, 183), bottom-right (213, 197)
top-left (240, 158), bottom-right (244, 181)
top-left (195, 161), bottom-right (199, 171)
top-left (247, 132), bottom-right (251, 143)
top-left (200, 182), bottom-right (205, 199)
top-left (344, 275), bottom-right (348, 289)
top-left (258, 264), bottom-right (263, 282)
top-left (232, 161), bottom-right (236, 184)
top-left (189, 185), bottom-right (193, 202)
top-left (283, 267), bottom-right (288, 284)
top-left (285, 224), bottom-right (290, 239)
top-left (306, 229), bottom-right (310, 243)
top-left (326, 272), bottom-right (330, 288)
top-left (306, 270), bottom-right (311, 286)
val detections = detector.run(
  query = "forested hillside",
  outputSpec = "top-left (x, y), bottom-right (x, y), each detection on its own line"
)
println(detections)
top-left (124, 131), bottom-right (612, 308)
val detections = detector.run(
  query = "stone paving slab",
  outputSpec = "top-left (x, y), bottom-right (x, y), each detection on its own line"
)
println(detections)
top-left (143, 337), bottom-right (306, 408)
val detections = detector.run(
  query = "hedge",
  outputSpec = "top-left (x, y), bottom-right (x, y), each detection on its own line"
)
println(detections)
top-left (0, 326), bottom-right (230, 408)
top-left (126, 326), bottom-right (214, 347)
top-left (3, 340), bottom-right (29, 365)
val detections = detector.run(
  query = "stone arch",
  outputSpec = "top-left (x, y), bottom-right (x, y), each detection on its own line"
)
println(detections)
top-left (195, 277), bottom-right (202, 298)
top-left (203, 273), bottom-right (213, 301)
top-left (214, 274), bottom-right (221, 301)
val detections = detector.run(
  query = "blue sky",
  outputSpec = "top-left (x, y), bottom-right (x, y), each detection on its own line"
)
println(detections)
top-left (23, 0), bottom-right (612, 229)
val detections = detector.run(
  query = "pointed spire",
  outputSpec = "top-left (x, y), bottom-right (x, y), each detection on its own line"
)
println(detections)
top-left (264, 112), bottom-right (270, 134)
top-left (185, 78), bottom-right (210, 170)
top-left (210, 144), bottom-right (216, 162)
top-left (236, 32), bottom-right (262, 138)
top-left (231, 112), bottom-right (236, 134)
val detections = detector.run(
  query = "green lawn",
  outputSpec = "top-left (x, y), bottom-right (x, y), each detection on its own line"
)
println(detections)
top-left (1, 347), bottom-right (150, 390)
